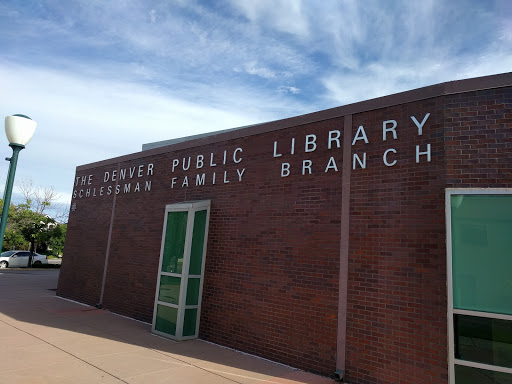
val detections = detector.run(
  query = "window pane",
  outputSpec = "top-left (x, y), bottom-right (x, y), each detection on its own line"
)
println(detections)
top-left (155, 305), bottom-right (178, 336)
top-left (161, 211), bottom-right (188, 274)
top-left (451, 195), bottom-right (512, 315)
top-left (189, 210), bottom-right (207, 275)
top-left (158, 276), bottom-right (181, 305)
top-left (455, 364), bottom-right (512, 384)
top-left (455, 314), bottom-right (512, 369)
top-left (186, 278), bottom-right (200, 305)
top-left (183, 308), bottom-right (198, 337)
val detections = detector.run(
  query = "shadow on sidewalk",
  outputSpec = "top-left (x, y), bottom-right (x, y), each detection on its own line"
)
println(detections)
top-left (0, 269), bottom-right (333, 384)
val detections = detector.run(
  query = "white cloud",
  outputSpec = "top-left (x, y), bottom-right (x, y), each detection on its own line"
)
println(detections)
top-left (0, 60), bottom-right (308, 203)
top-left (321, 51), bottom-right (512, 106)
top-left (278, 86), bottom-right (301, 95)
top-left (149, 9), bottom-right (157, 23)
top-left (227, 0), bottom-right (310, 38)
top-left (243, 62), bottom-right (276, 79)
top-left (0, 0), bottom-right (510, 216)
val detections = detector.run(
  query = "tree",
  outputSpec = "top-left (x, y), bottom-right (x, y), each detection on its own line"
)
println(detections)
top-left (0, 199), bottom-right (27, 250)
top-left (4, 226), bottom-right (28, 250)
top-left (7, 202), bottom-right (55, 265)
top-left (39, 223), bottom-right (66, 256)
top-left (18, 178), bottom-right (69, 224)
top-left (0, 179), bottom-right (67, 266)
top-left (18, 177), bottom-right (59, 215)
top-left (22, 206), bottom-right (55, 261)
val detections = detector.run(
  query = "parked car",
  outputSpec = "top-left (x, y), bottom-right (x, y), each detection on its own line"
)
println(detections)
top-left (0, 250), bottom-right (48, 268)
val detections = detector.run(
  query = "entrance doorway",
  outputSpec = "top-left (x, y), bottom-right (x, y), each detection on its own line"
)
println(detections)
top-left (152, 201), bottom-right (211, 340)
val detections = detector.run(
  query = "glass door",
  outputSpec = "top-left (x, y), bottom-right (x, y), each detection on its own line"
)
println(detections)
top-left (152, 201), bottom-right (210, 340)
top-left (447, 191), bottom-right (512, 383)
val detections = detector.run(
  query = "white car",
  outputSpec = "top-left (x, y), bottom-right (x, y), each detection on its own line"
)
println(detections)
top-left (0, 250), bottom-right (48, 268)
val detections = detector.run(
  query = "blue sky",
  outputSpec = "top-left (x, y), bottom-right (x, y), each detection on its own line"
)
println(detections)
top-left (0, 0), bottom-right (511, 213)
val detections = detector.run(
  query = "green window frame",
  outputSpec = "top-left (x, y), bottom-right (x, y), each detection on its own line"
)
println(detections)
top-left (446, 190), bottom-right (512, 384)
top-left (152, 201), bottom-right (210, 341)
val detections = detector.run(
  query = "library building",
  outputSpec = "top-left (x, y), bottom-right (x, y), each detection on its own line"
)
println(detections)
top-left (58, 72), bottom-right (512, 384)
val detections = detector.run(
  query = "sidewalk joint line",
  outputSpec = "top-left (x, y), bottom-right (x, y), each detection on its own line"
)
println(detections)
top-left (0, 318), bottom-right (130, 384)
top-left (144, 347), bottom-right (245, 384)
top-left (54, 298), bottom-right (245, 383)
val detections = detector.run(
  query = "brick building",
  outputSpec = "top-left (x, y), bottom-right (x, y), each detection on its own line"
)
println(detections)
top-left (58, 73), bottom-right (512, 383)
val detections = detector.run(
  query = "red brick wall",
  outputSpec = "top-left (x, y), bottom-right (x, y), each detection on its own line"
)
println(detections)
top-left (445, 88), bottom-right (512, 188)
top-left (342, 87), bottom-right (512, 383)
top-left (59, 118), bottom-right (344, 375)
top-left (57, 83), bottom-right (512, 380)
top-left (347, 98), bottom-right (447, 384)
top-left (57, 185), bottom-right (114, 307)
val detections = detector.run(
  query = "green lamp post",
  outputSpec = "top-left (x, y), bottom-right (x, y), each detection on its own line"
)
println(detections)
top-left (0, 114), bottom-right (37, 252)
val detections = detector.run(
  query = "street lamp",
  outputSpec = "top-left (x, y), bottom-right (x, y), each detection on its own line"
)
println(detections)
top-left (0, 114), bottom-right (37, 252)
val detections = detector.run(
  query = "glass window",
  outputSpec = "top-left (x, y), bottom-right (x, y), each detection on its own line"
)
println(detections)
top-left (158, 276), bottom-right (181, 305)
top-left (455, 365), bottom-right (512, 384)
top-left (454, 314), bottom-right (512, 369)
top-left (186, 278), bottom-right (200, 306)
top-left (449, 192), bottom-right (512, 384)
top-left (451, 195), bottom-right (512, 316)
top-left (183, 308), bottom-right (198, 337)
top-left (152, 202), bottom-right (210, 341)
top-left (155, 305), bottom-right (178, 336)
top-left (161, 211), bottom-right (188, 274)
top-left (189, 210), bottom-right (207, 275)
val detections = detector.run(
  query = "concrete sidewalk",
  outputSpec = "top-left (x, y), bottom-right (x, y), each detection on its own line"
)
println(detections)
top-left (0, 270), bottom-right (334, 384)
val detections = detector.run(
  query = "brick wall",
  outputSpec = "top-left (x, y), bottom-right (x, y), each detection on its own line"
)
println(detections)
top-left (445, 87), bottom-right (512, 188)
top-left (346, 99), bottom-right (447, 384)
top-left (59, 117), bottom-right (345, 374)
top-left (57, 184), bottom-right (114, 307)
top-left (57, 80), bottom-right (512, 380)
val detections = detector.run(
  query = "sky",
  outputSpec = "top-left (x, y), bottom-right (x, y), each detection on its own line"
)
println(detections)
top-left (0, 0), bottom-right (511, 216)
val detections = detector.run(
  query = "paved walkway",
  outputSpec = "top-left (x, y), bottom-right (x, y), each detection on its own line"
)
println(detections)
top-left (0, 270), bottom-right (334, 384)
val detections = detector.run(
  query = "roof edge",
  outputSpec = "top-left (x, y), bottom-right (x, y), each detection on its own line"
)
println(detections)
top-left (77, 71), bottom-right (512, 172)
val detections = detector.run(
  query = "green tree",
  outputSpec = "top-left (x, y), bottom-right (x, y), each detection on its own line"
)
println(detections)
top-left (39, 223), bottom-right (66, 256)
top-left (3, 227), bottom-right (28, 250)
top-left (0, 199), bottom-right (27, 250)
top-left (1, 179), bottom-right (67, 266)
top-left (8, 202), bottom-right (55, 265)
